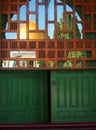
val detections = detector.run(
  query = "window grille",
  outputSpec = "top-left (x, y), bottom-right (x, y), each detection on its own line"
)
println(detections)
top-left (0, 0), bottom-right (96, 69)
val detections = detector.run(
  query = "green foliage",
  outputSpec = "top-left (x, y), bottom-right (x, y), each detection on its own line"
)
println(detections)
top-left (85, 33), bottom-right (96, 39)
top-left (1, 14), bottom-right (8, 39)
top-left (75, 6), bottom-right (82, 19)
top-left (67, 51), bottom-right (86, 58)
top-left (63, 51), bottom-right (86, 68)
top-left (85, 14), bottom-right (91, 21)
top-left (57, 13), bottom-right (86, 68)
top-left (37, 61), bottom-right (45, 67)
top-left (57, 14), bottom-right (74, 40)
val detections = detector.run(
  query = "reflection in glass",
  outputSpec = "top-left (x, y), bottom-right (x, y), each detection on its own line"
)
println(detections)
top-left (48, 24), bottom-right (54, 39)
top-left (38, 6), bottom-right (45, 30)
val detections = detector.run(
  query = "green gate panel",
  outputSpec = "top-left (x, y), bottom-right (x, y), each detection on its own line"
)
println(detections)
top-left (0, 70), bottom-right (48, 124)
top-left (51, 70), bottom-right (96, 122)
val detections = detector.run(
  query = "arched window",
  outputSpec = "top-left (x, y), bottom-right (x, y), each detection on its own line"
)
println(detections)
top-left (0, 0), bottom-right (96, 69)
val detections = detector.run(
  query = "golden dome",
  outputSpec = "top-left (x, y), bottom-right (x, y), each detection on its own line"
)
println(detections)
top-left (19, 21), bottom-right (45, 39)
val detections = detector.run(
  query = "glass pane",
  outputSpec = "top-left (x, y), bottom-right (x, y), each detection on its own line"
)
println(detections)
top-left (66, 51), bottom-right (86, 58)
top-left (48, 0), bottom-right (54, 21)
top-left (75, 6), bottom-right (82, 21)
top-left (29, 0), bottom-right (36, 11)
top-left (48, 24), bottom-right (54, 39)
top-left (20, 5), bottom-right (26, 20)
top-left (85, 14), bottom-right (91, 21)
top-left (57, 5), bottom-right (64, 23)
top-left (1, 60), bottom-right (17, 68)
top-left (58, 61), bottom-right (65, 68)
top-left (38, 6), bottom-right (45, 30)
top-left (20, 23), bottom-right (27, 39)
top-left (29, 32), bottom-right (45, 39)
top-left (29, 15), bottom-right (36, 31)
top-left (29, 20), bottom-right (36, 31)
top-left (48, 61), bottom-right (55, 68)
top-left (86, 60), bottom-right (96, 67)
top-left (66, 5), bottom-right (73, 12)
top-left (29, 14), bottom-right (36, 22)
top-left (1, 14), bottom-right (8, 30)
top-left (76, 60), bottom-right (83, 68)
top-left (76, 23), bottom-right (83, 39)
top-left (85, 32), bottom-right (96, 39)
top-left (5, 32), bottom-right (17, 39)
top-left (63, 60), bottom-right (74, 68)
top-left (20, 60), bottom-right (27, 67)
top-left (38, 0), bottom-right (45, 2)
top-left (36, 61), bottom-right (46, 68)
top-left (11, 14), bottom-right (17, 21)
top-left (57, 0), bottom-right (63, 3)
top-left (66, 0), bottom-right (73, 8)
top-left (10, 51), bottom-right (36, 58)
top-left (57, 32), bottom-right (74, 39)
top-left (86, 51), bottom-right (92, 58)
top-left (2, 60), bottom-right (17, 68)
top-left (66, 14), bottom-right (73, 30)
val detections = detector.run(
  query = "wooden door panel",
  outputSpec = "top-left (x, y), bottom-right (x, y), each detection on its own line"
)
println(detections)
top-left (0, 70), bottom-right (48, 123)
top-left (51, 71), bottom-right (96, 122)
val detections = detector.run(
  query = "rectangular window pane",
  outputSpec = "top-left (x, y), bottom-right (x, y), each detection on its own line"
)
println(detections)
top-left (29, 0), bottom-right (36, 11)
top-left (38, 6), bottom-right (45, 30)
top-left (20, 5), bottom-right (26, 20)
top-left (48, 24), bottom-right (54, 39)
top-left (48, 0), bottom-right (54, 21)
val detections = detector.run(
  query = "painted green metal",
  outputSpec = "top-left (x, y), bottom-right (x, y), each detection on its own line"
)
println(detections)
top-left (0, 70), bottom-right (48, 124)
top-left (51, 70), bottom-right (96, 122)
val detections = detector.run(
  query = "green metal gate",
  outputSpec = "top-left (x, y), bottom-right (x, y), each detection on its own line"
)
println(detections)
top-left (0, 70), bottom-right (48, 124)
top-left (51, 70), bottom-right (96, 122)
